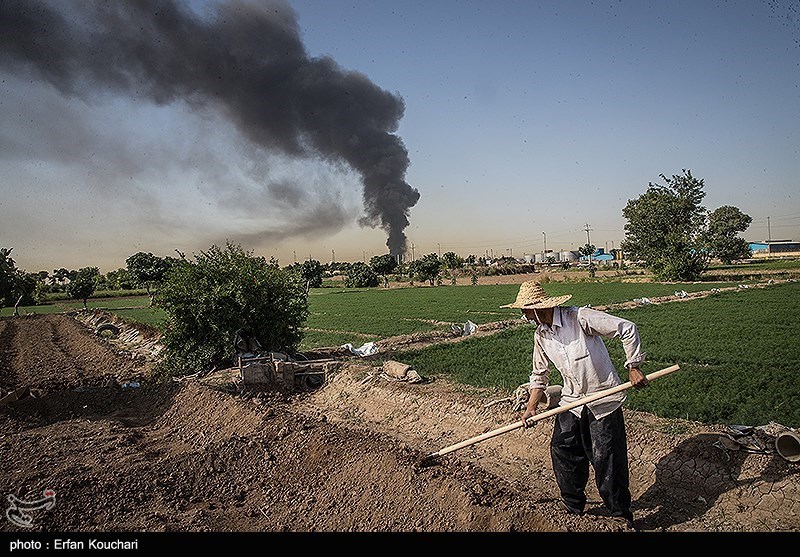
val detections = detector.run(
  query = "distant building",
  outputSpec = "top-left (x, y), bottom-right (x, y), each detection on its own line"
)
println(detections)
top-left (749, 240), bottom-right (800, 256)
top-left (579, 248), bottom-right (615, 264)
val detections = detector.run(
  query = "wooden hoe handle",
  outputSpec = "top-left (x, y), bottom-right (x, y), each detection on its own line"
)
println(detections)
top-left (423, 364), bottom-right (681, 462)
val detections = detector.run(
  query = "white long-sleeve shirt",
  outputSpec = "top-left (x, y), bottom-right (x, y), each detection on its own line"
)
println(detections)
top-left (528, 306), bottom-right (646, 419)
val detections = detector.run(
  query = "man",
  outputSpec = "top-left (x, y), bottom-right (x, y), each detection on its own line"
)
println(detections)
top-left (501, 280), bottom-right (649, 526)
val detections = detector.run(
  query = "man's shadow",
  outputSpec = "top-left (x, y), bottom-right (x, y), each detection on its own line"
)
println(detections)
top-left (633, 432), bottom-right (799, 530)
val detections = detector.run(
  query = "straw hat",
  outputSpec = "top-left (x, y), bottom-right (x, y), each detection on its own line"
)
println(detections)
top-left (500, 280), bottom-right (572, 309)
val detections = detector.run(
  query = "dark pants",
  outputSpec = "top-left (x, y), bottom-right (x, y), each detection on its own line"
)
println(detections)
top-left (550, 405), bottom-right (632, 521)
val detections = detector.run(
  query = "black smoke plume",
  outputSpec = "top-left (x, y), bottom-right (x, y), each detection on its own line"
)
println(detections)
top-left (0, 0), bottom-right (419, 257)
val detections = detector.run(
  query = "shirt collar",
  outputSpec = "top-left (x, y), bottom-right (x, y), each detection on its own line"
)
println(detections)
top-left (552, 306), bottom-right (563, 328)
top-left (538, 307), bottom-right (562, 332)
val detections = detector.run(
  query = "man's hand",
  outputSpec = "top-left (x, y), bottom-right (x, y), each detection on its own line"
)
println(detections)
top-left (521, 407), bottom-right (537, 429)
top-left (629, 367), bottom-right (649, 389)
top-left (521, 388), bottom-right (544, 429)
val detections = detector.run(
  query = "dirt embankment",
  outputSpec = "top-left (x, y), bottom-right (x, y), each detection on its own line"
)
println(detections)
top-left (1, 313), bottom-right (799, 533)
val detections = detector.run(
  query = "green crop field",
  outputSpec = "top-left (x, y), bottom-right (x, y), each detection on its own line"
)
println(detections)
top-left (387, 281), bottom-right (800, 429)
top-left (303, 280), bottom-right (746, 342)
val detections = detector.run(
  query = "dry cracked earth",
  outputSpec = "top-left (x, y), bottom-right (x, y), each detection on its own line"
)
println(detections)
top-left (0, 305), bottom-right (798, 536)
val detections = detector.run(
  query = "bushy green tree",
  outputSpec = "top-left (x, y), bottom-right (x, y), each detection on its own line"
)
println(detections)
top-left (622, 170), bottom-right (709, 281)
top-left (704, 205), bottom-right (753, 264)
top-left (344, 261), bottom-right (380, 288)
top-left (155, 243), bottom-right (308, 376)
top-left (287, 259), bottom-right (324, 290)
top-left (408, 253), bottom-right (442, 285)
top-left (440, 251), bottom-right (464, 270)
top-left (370, 254), bottom-right (398, 288)
top-left (0, 248), bottom-right (17, 307)
top-left (67, 267), bottom-right (99, 309)
top-left (1, 248), bottom-right (38, 308)
top-left (126, 251), bottom-right (174, 306)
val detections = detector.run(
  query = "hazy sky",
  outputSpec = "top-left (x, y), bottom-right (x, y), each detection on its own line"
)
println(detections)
top-left (2, 0), bottom-right (799, 273)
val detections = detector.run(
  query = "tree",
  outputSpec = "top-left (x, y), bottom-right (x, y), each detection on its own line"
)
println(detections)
top-left (0, 248), bottom-right (16, 307)
top-left (440, 251), bottom-right (464, 271)
top-left (344, 261), bottom-right (380, 288)
top-left (156, 242), bottom-right (309, 376)
top-left (408, 253), bottom-right (442, 285)
top-left (105, 268), bottom-right (134, 290)
top-left (50, 268), bottom-right (71, 291)
top-left (126, 251), bottom-right (173, 306)
top-left (370, 254), bottom-right (398, 288)
top-left (578, 243), bottom-right (597, 277)
top-left (622, 169), bottom-right (709, 281)
top-left (704, 205), bottom-right (753, 264)
top-left (66, 267), bottom-right (99, 309)
top-left (1, 248), bottom-right (37, 309)
top-left (578, 243), bottom-right (596, 259)
top-left (298, 259), bottom-right (324, 289)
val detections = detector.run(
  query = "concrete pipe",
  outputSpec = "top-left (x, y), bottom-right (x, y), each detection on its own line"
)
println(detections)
top-left (775, 430), bottom-right (800, 463)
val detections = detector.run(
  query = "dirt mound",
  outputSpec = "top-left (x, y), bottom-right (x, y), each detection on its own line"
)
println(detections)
top-left (1, 313), bottom-right (798, 533)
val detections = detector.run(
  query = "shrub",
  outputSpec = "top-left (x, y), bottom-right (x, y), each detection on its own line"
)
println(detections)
top-left (155, 243), bottom-right (308, 376)
top-left (344, 262), bottom-right (380, 288)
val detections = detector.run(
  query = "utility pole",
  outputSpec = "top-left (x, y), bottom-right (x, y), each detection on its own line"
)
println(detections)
top-left (293, 250), bottom-right (296, 264)
top-left (437, 242), bottom-right (441, 256)
top-left (542, 231), bottom-right (547, 253)
top-left (584, 223), bottom-right (593, 267)
top-left (767, 216), bottom-right (771, 242)
top-left (331, 250), bottom-right (335, 263)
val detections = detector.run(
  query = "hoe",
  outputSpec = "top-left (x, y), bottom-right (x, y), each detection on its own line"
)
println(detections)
top-left (420, 364), bottom-right (681, 466)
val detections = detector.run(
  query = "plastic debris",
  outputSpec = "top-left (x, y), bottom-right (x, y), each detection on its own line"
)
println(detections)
top-left (341, 342), bottom-right (378, 357)
top-left (674, 290), bottom-right (689, 298)
top-left (714, 423), bottom-right (791, 455)
top-left (122, 381), bottom-right (141, 388)
top-left (451, 320), bottom-right (478, 336)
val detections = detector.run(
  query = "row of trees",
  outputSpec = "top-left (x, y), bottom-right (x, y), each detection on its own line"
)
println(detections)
top-left (2, 169), bottom-right (754, 311)
top-left (0, 249), bottom-right (184, 310)
top-left (0, 245), bottom-right (441, 311)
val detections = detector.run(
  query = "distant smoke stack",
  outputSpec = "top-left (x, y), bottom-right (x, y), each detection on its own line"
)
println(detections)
top-left (0, 0), bottom-right (420, 256)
